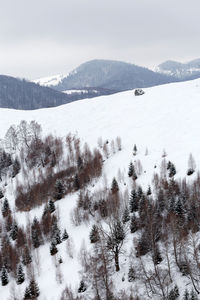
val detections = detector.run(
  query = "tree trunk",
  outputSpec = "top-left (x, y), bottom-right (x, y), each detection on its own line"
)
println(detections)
top-left (114, 247), bottom-right (120, 272)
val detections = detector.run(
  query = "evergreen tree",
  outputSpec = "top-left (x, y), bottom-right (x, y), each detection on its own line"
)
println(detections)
top-left (147, 185), bottom-right (152, 196)
top-left (130, 214), bottom-right (138, 233)
top-left (128, 266), bottom-right (136, 282)
top-left (31, 217), bottom-right (43, 248)
top-left (169, 163), bottom-right (176, 177)
top-left (10, 222), bottom-right (18, 240)
top-left (2, 198), bottom-right (11, 217)
top-left (48, 199), bottom-right (55, 213)
top-left (1, 266), bottom-right (8, 286)
top-left (128, 162), bottom-right (134, 177)
top-left (73, 174), bottom-right (80, 190)
top-left (132, 166), bottom-right (138, 181)
top-left (0, 189), bottom-right (3, 199)
top-left (122, 206), bottom-right (130, 223)
top-left (29, 279), bottom-right (40, 298)
top-left (16, 264), bottom-right (25, 285)
top-left (137, 186), bottom-right (143, 199)
top-left (24, 287), bottom-right (31, 300)
top-left (89, 225), bottom-right (100, 243)
top-left (78, 280), bottom-right (87, 293)
top-left (50, 241), bottom-right (58, 256)
top-left (167, 161), bottom-right (172, 170)
top-left (54, 179), bottom-right (65, 200)
top-left (111, 177), bottom-right (119, 193)
top-left (22, 246), bottom-right (32, 265)
top-left (129, 189), bottom-right (138, 212)
top-left (62, 229), bottom-right (69, 241)
top-left (133, 144), bottom-right (137, 156)
top-left (51, 220), bottom-right (61, 245)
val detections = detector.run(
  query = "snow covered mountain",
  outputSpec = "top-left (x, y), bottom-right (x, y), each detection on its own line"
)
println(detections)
top-left (34, 59), bottom-right (177, 92)
top-left (0, 78), bottom-right (200, 299)
top-left (155, 58), bottom-right (200, 80)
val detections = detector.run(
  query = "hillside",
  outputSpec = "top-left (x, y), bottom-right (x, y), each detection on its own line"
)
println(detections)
top-left (34, 59), bottom-right (177, 92)
top-left (0, 75), bottom-right (113, 110)
top-left (156, 58), bottom-right (200, 80)
top-left (0, 79), bottom-right (200, 299)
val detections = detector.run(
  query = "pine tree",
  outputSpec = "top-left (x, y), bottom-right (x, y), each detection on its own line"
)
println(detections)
top-left (128, 266), bottom-right (135, 282)
top-left (24, 287), bottom-right (31, 299)
top-left (54, 179), bottom-right (65, 200)
top-left (133, 144), bottom-right (137, 156)
top-left (89, 225), bottom-right (100, 243)
top-left (169, 163), bottom-right (176, 177)
top-left (62, 229), bottom-right (69, 241)
top-left (29, 279), bottom-right (40, 298)
top-left (48, 199), bottom-right (55, 213)
top-left (10, 222), bottom-right (18, 240)
top-left (31, 217), bottom-right (43, 248)
top-left (0, 189), bottom-right (3, 199)
top-left (132, 166), bottom-right (138, 181)
top-left (147, 185), bottom-right (152, 196)
top-left (78, 280), bottom-right (87, 293)
top-left (128, 162), bottom-right (134, 177)
top-left (51, 220), bottom-right (61, 245)
top-left (73, 174), bottom-right (80, 190)
top-left (168, 285), bottom-right (179, 300)
top-left (130, 214), bottom-right (138, 233)
top-left (2, 198), bottom-right (11, 217)
top-left (167, 161), bottom-right (172, 170)
top-left (16, 264), bottom-right (25, 285)
top-left (50, 241), bottom-right (58, 256)
top-left (22, 246), bottom-right (32, 265)
top-left (129, 189), bottom-right (138, 212)
top-left (111, 177), bottom-right (119, 193)
top-left (1, 266), bottom-right (8, 286)
top-left (122, 206), bottom-right (130, 223)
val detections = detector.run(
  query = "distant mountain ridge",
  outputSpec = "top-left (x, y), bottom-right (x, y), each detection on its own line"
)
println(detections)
top-left (35, 59), bottom-right (177, 92)
top-left (0, 75), bottom-right (114, 110)
top-left (155, 58), bottom-right (200, 79)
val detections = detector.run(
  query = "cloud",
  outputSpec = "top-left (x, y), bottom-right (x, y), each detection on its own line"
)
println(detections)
top-left (0, 0), bottom-right (200, 78)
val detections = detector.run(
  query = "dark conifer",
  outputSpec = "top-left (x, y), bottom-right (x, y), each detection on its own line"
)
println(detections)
top-left (48, 199), bottom-right (55, 213)
top-left (62, 229), bottom-right (69, 241)
top-left (122, 206), bottom-right (130, 223)
top-left (89, 225), bottom-right (100, 243)
top-left (54, 179), bottom-right (65, 200)
top-left (169, 163), bottom-right (176, 177)
top-left (12, 157), bottom-right (20, 178)
top-left (128, 162), bottom-right (134, 177)
top-left (2, 198), bottom-right (11, 217)
top-left (74, 174), bottom-right (80, 190)
top-left (133, 144), bottom-right (137, 156)
top-left (129, 189), bottom-right (138, 212)
top-left (130, 214), bottom-right (138, 233)
top-left (111, 177), bottom-right (119, 193)
top-left (31, 217), bottom-right (43, 248)
top-left (50, 241), bottom-right (58, 256)
top-left (29, 279), bottom-right (40, 298)
top-left (10, 222), bottom-right (18, 240)
top-left (1, 265), bottom-right (8, 286)
top-left (16, 264), bottom-right (25, 285)
top-left (0, 189), bottom-right (3, 199)
top-left (78, 280), bottom-right (87, 293)
top-left (147, 185), bottom-right (152, 196)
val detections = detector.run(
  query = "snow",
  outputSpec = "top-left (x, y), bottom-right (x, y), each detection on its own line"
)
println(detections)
top-left (0, 78), bottom-right (200, 299)
top-left (34, 74), bottom-right (67, 87)
top-left (63, 89), bottom-right (98, 95)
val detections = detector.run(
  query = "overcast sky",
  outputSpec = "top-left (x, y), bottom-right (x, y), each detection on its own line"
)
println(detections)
top-left (1, 0), bottom-right (200, 79)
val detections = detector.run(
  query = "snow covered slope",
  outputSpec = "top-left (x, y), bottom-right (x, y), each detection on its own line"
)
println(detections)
top-left (34, 74), bottom-right (67, 87)
top-left (0, 78), bottom-right (200, 176)
top-left (0, 78), bottom-right (200, 299)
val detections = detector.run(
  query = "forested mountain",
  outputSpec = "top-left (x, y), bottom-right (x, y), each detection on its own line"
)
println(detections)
top-left (0, 75), bottom-right (114, 110)
top-left (156, 58), bottom-right (200, 80)
top-left (35, 59), bottom-right (177, 92)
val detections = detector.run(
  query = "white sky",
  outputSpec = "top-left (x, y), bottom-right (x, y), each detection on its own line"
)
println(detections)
top-left (0, 0), bottom-right (200, 79)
